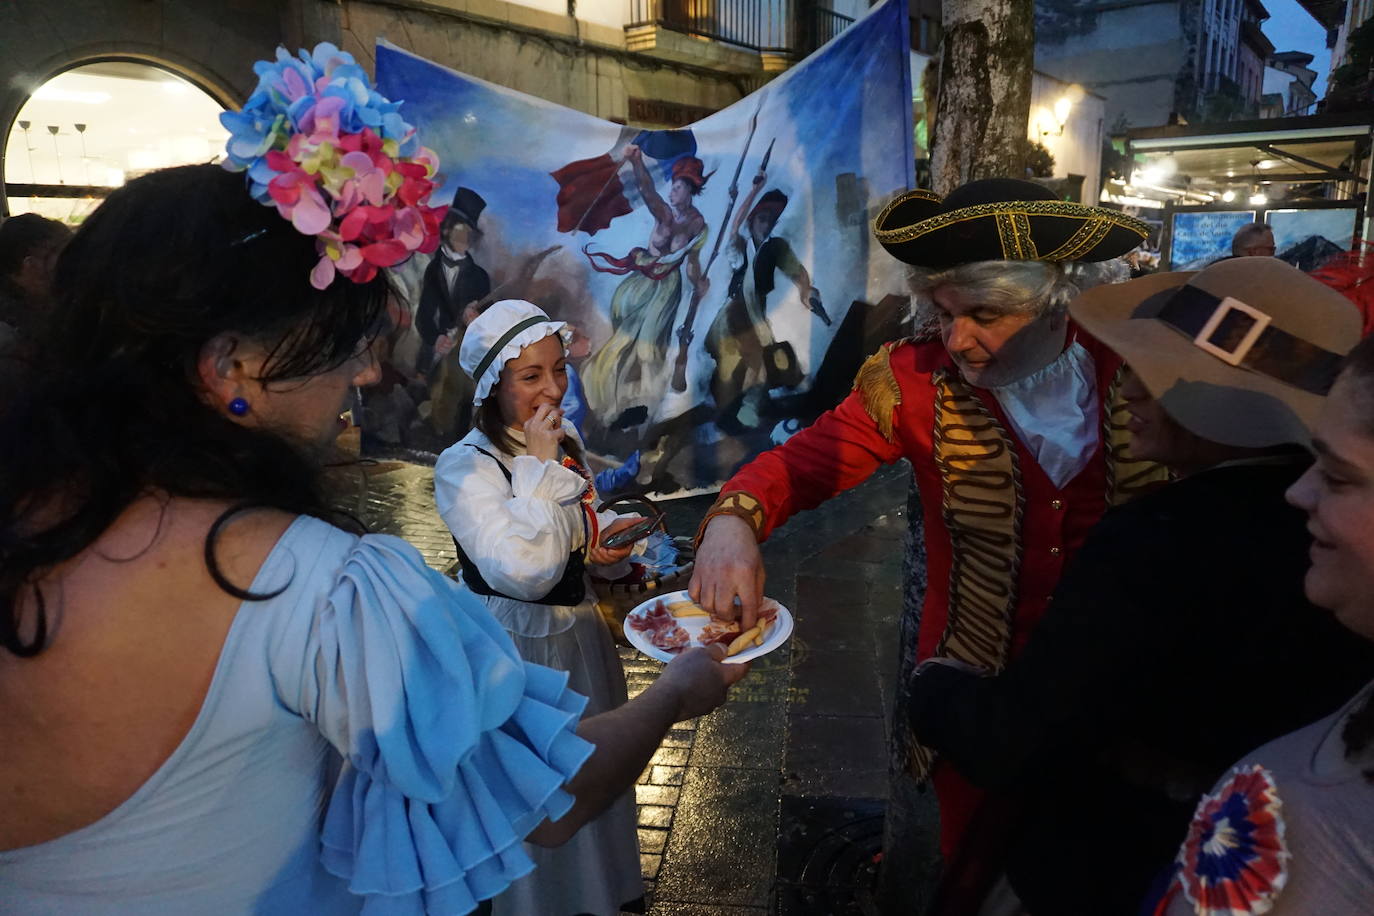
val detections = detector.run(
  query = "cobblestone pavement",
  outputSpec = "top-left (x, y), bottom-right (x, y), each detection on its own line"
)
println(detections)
top-left (338, 458), bottom-right (911, 915)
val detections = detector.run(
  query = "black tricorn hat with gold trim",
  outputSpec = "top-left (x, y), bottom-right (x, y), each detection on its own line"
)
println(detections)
top-left (873, 178), bottom-right (1150, 269)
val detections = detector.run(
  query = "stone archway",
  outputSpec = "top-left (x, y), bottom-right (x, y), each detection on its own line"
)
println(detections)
top-left (0, 0), bottom-right (324, 216)
top-left (3, 55), bottom-right (237, 221)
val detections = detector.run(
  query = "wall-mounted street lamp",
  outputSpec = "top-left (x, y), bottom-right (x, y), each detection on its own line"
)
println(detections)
top-left (1039, 96), bottom-right (1075, 137)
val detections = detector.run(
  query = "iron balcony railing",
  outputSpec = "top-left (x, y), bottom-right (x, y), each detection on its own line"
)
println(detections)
top-left (627, 0), bottom-right (854, 55)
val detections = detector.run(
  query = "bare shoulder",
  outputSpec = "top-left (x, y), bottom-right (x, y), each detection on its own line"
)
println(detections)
top-left (84, 497), bottom-right (297, 605)
top-left (12, 495), bottom-right (300, 662)
top-left (0, 498), bottom-right (301, 848)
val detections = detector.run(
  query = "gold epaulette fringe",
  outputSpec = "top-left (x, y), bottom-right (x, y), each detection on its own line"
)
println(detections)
top-left (853, 342), bottom-right (903, 443)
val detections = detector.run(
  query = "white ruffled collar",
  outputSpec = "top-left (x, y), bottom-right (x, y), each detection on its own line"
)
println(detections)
top-left (986, 340), bottom-right (1099, 488)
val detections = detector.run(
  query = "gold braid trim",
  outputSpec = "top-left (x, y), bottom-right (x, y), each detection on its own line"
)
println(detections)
top-left (872, 188), bottom-right (943, 235)
top-left (908, 369), bottom-right (1025, 782)
top-left (852, 342), bottom-right (903, 443)
top-left (1102, 367), bottom-right (1173, 506)
top-left (995, 211), bottom-right (1037, 260)
top-left (695, 490), bottom-right (767, 550)
top-left (1041, 217), bottom-right (1113, 263)
top-left (872, 199), bottom-right (1151, 249)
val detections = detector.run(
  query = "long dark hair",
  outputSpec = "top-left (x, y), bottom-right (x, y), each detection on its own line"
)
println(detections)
top-left (1337, 334), bottom-right (1374, 779)
top-left (0, 164), bottom-right (390, 657)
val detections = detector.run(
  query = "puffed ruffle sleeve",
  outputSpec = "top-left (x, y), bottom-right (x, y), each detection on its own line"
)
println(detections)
top-left (270, 532), bottom-right (595, 915)
top-left (434, 440), bottom-right (590, 601)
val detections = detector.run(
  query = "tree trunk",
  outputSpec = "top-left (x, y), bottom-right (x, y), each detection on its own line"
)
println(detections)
top-left (928, 0), bottom-right (1035, 195)
top-left (880, 1), bottom-right (1035, 913)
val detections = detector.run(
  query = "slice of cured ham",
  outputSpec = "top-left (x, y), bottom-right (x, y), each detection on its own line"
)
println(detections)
top-left (628, 601), bottom-right (691, 652)
top-left (698, 619), bottom-right (741, 647)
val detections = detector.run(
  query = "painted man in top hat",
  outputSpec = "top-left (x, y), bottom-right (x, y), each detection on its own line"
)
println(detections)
top-left (689, 178), bottom-right (1166, 905)
top-left (706, 169), bottom-right (828, 434)
top-left (417, 187), bottom-right (491, 439)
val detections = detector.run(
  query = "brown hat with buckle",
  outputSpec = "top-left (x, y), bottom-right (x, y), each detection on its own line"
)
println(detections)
top-left (1069, 257), bottom-right (1362, 449)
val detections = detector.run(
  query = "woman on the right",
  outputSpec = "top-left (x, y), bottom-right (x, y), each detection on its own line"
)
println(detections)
top-left (1155, 332), bottom-right (1374, 916)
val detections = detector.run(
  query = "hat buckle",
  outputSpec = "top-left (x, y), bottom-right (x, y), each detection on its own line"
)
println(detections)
top-left (1193, 296), bottom-right (1271, 367)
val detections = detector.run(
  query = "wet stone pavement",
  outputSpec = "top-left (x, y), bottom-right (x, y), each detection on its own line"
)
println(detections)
top-left (335, 458), bottom-right (912, 915)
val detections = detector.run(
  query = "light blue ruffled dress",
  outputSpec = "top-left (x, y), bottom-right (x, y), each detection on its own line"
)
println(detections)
top-left (0, 516), bottom-right (594, 915)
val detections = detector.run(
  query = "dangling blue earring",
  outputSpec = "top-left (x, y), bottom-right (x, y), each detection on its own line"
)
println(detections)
top-left (228, 397), bottom-right (250, 417)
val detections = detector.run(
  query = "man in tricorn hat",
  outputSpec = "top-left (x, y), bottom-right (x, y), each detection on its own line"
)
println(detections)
top-left (418, 187), bottom-right (491, 439)
top-left (689, 178), bottom-right (1166, 907)
top-left (706, 169), bottom-right (826, 433)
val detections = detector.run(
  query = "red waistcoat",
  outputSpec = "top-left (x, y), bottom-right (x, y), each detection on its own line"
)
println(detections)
top-left (722, 326), bottom-right (1165, 855)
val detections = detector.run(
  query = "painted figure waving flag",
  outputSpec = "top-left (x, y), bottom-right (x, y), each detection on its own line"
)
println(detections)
top-left (575, 138), bottom-right (712, 431)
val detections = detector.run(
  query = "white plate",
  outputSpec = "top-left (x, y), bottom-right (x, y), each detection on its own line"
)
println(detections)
top-left (622, 589), bottom-right (794, 664)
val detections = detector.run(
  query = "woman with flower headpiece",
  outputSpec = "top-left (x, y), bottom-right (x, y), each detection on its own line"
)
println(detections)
top-left (580, 145), bottom-right (710, 432)
top-left (434, 299), bottom-right (655, 916)
top-left (0, 45), bottom-right (746, 914)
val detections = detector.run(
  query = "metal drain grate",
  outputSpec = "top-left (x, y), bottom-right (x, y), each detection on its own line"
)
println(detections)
top-left (776, 796), bottom-right (885, 915)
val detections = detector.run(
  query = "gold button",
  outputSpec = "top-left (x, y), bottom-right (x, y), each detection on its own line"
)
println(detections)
top-left (1050, 499), bottom-right (1063, 510)
top-left (1049, 547), bottom-right (1061, 556)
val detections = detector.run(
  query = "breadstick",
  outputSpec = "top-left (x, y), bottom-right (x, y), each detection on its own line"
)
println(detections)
top-left (668, 606), bottom-right (709, 618)
top-left (726, 626), bottom-right (762, 657)
top-left (755, 616), bottom-right (772, 646)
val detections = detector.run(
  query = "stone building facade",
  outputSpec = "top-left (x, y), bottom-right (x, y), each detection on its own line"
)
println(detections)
top-left (1034, 0), bottom-right (1276, 131)
top-left (1, 0), bottom-right (870, 215)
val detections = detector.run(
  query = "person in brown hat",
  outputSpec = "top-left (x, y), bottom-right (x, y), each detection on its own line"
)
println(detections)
top-left (689, 177), bottom-right (1164, 900)
top-left (1156, 331), bottom-right (1374, 916)
top-left (909, 257), bottom-right (1374, 915)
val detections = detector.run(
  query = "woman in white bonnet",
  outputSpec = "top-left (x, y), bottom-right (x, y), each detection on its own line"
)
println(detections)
top-left (434, 299), bottom-right (647, 916)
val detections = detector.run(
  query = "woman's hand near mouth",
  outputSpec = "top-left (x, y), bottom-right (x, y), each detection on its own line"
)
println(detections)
top-left (524, 403), bottom-right (566, 462)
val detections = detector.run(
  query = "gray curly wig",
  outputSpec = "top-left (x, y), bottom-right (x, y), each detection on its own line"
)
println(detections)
top-left (907, 258), bottom-right (1130, 336)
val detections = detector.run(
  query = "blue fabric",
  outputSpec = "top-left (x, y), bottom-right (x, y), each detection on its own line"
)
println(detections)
top-left (593, 451), bottom-right (640, 496)
top-left (0, 517), bottom-right (593, 916)
top-left (305, 535), bottom-right (596, 914)
top-left (560, 363), bottom-right (589, 433)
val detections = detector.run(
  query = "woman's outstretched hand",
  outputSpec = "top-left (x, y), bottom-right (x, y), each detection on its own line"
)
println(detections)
top-left (659, 644), bottom-right (752, 721)
top-left (527, 644), bottom-right (748, 847)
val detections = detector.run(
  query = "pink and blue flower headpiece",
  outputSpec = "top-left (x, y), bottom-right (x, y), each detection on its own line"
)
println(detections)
top-left (220, 43), bottom-right (443, 289)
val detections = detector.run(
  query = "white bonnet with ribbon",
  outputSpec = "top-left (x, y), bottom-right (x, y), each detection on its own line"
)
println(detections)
top-left (460, 299), bottom-right (572, 406)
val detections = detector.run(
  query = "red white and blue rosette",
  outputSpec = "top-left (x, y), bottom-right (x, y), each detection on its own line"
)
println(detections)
top-left (1174, 764), bottom-right (1290, 915)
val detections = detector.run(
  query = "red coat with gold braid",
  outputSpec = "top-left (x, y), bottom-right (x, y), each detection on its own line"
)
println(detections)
top-left (715, 326), bottom-right (1166, 859)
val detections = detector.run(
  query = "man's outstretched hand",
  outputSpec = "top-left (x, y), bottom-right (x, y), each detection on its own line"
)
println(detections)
top-left (688, 514), bottom-right (766, 630)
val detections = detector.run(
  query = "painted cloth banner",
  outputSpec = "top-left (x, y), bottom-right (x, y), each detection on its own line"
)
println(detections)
top-left (367, 0), bottom-right (914, 494)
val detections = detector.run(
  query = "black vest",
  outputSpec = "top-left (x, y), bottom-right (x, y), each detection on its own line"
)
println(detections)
top-left (453, 446), bottom-right (587, 606)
